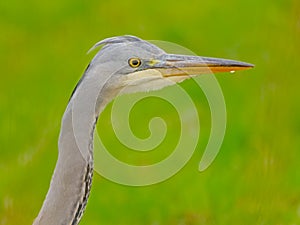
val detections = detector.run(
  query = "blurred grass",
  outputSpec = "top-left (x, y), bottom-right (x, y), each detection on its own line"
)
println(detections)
top-left (1, 0), bottom-right (300, 224)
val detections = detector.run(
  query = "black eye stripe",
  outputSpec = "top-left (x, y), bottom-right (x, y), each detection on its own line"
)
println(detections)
top-left (128, 58), bottom-right (141, 68)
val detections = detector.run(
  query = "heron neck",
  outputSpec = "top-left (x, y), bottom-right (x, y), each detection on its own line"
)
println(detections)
top-left (33, 66), bottom-right (117, 225)
top-left (32, 100), bottom-right (95, 225)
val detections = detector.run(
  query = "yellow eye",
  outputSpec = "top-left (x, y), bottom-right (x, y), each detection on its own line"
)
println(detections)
top-left (128, 58), bottom-right (141, 68)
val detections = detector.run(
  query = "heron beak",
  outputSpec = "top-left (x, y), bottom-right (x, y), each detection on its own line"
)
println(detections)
top-left (153, 54), bottom-right (254, 77)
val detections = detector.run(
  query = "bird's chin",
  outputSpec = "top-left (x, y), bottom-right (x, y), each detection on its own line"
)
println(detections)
top-left (166, 75), bottom-right (193, 83)
top-left (119, 76), bottom-right (175, 94)
top-left (119, 69), bottom-right (191, 95)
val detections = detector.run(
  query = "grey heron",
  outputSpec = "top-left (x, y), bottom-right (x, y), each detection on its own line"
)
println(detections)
top-left (33, 35), bottom-right (253, 225)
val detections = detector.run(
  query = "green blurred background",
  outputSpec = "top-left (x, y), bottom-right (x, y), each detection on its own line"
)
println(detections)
top-left (1, 0), bottom-right (300, 224)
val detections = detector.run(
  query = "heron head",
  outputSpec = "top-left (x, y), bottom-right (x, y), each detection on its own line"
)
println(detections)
top-left (87, 35), bottom-right (253, 94)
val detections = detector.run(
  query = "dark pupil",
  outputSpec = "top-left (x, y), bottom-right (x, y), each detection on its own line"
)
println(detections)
top-left (132, 59), bottom-right (139, 66)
